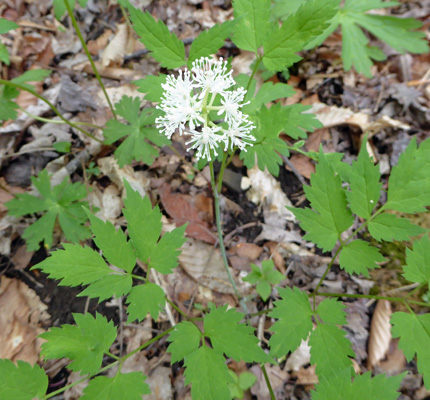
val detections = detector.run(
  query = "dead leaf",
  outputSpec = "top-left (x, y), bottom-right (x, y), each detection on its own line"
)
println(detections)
top-left (101, 23), bottom-right (134, 67)
top-left (0, 276), bottom-right (50, 363)
top-left (367, 300), bottom-right (392, 369)
top-left (87, 29), bottom-right (113, 55)
top-left (250, 364), bottom-right (289, 400)
top-left (11, 245), bottom-right (34, 270)
top-left (288, 154), bottom-right (315, 180)
top-left (228, 243), bottom-right (263, 261)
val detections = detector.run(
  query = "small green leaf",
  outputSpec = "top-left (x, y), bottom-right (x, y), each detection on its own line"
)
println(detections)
top-left (0, 43), bottom-right (10, 65)
top-left (243, 259), bottom-right (283, 301)
top-left (282, 104), bottom-right (323, 139)
top-left (269, 286), bottom-right (313, 357)
top-left (316, 298), bottom-right (347, 325)
top-left (309, 324), bottom-right (355, 377)
top-left (368, 213), bottom-right (425, 242)
top-left (402, 234), bottom-right (430, 286)
top-left (0, 18), bottom-right (19, 34)
top-left (40, 313), bottom-right (117, 375)
top-left (126, 282), bottom-right (166, 322)
top-left (339, 239), bottom-right (386, 277)
top-left (81, 372), bottom-right (151, 400)
top-left (0, 359), bottom-right (48, 400)
top-left (168, 321), bottom-right (203, 363)
top-left (133, 74), bottom-right (167, 102)
top-left (128, 6), bottom-right (186, 68)
top-left (52, 141), bottom-right (71, 153)
top-left (391, 311), bottom-right (430, 389)
top-left (184, 346), bottom-right (234, 400)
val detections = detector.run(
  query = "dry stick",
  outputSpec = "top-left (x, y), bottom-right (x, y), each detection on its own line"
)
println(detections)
top-left (0, 79), bottom-right (103, 143)
top-left (64, 0), bottom-right (117, 120)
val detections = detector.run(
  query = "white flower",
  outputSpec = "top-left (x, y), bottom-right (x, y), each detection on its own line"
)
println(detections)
top-left (217, 87), bottom-right (248, 123)
top-left (186, 125), bottom-right (223, 161)
top-left (222, 118), bottom-right (256, 152)
top-left (191, 57), bottom-right (235, 98)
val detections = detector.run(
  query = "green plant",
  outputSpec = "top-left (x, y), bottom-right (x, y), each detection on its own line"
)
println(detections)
top-left (0, 18), bottom-right (18, 64)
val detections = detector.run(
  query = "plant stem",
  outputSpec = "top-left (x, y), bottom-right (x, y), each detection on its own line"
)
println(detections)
top-left (261, 364), bottom-right (276, 400)
top-left (166, 297), bottom-right (189, 319)
top-left (209, 161), bottom-right (249, 314)
top-left (19, 106), bottom-right (103, 129)
top-left (64, 0), bottom-right (117, 120)
top-left (216, 152), bottom-right (228, 193)
top-left (247, 55), bottom-right (262, 92)
top-left (0, 79), bottom-right (103, 143)
top-left (315, 291), bottom-right (430, 308)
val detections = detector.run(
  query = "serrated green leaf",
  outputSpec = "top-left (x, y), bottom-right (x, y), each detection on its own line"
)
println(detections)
top-left (184, 346), bottom-right (234, 400)
top-left (384, 137), bottom-right (430, 213)
top-left (368, 213), bottom-right (426, 242)
top-left (243, 259), bottom-right (283, 301)
top-left (271, 0), bottom-right (305, 20)
top-left (85, 210), bottom-right (136, 273)
top-left (339, 239), bottom-right (386, 277)
top-left (403, 234), bottom-right (430, 286)
top-left (81, 372), bottom-right (151, 400)
top-left (53, 0), bottom-right (74, 19)
top-left (11, 69), bottom-right (51, 85)
top-left (128, 6), bottom-right (186, 68)
top-left (188, 21), bottom-right (235, 66)
top-left (245, 81), bottom-right (295, 114)
top-left (288, 149), bottom-right (354, 252)
top-left (346, 139), bottom-right (382, 219)
top-left (79, 274), bottom-right (132, 302)
top-left (232, 0), bottom-right (271, 53)
top-left (282, 104), bottom-right (323, 139)
top-left (133, 74), bottom-right (167, 102)
top-left (263, 0), bottom-right (340, 71)
top-left (0, 18), bottom-right (19, 33)
top-left (309, 323), bottom-right (355, 377)
top-left (240, 104), bottom-right (289, 176)
top-left (316, 298), bottom-right (347, 325)
top-left (204, 305), bottom-right (272, 363)
top-left (391, 311), bottom-right (430, 389)
top-left (312, 369), bottom-right (405, 400)
top-left (40, 313), bottom-right (117, 375)
top-left (126, 282), bottom-right (165, 322)
top-left (104, 97), bottom-right (169, 167)
top-left (168, 321), bottom-right (203, 363)
top-left (269, 286), bottom-right (313, 357)
top-left (0, 359), bottom-right (48, 400)
top-left (5, 169), bottom-right (90, 251)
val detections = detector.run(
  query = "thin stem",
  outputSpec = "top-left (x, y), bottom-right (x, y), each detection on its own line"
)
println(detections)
top-left (216, 152), bottom-right (228, 193)
top-left (166, 297), bottom-right (189, 319)
top-left (118, 2), bottom-right (132, 30)
top-left (0, 79), bottom-right (103, 143)
top-left (209, 161), bottom-right (249, 314)
top-left (64, 0), bottom-right (117, 120)
top-left (406, 282), bottom-right (427, 299)
top-left (261, 364), bottom-right (276, 400)
top-left (315, 291), bottom-right (430, 308)
top-left (130, 273), bottom-right (146, 282)
top-left (106, 351), bottom-right (120, 360)
top-left (247, 55), bottom-right (262, 92)
top-left (19, 106), bottom-right (103, 129)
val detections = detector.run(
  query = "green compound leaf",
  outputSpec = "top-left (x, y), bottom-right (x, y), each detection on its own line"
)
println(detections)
top-left (384, 137), bottom-right (430, 213)
top-left (232, 0), bottom-right (271, 53)
top-left (168, 321), bottom-right (203, 363)
top-left (103, 96), bottom-right (170, 167)
top-left (346, 139), bottom-right (382, 220)
top-left (133, 74), bottom-right (167, 102)
top-left (403, 234), bottom-right (430, 287)
top-left (288, 149), bottom-right (354, 252)
top-left (339, 239), bottom-right (386, 277)
top-left (85, 209), bottom-right (136, 273)
top-left (0, 359), bottom-right (48, 400)
top-left (263, 0), bottom-right (340, 71)
top-left (128, 5), bottom-right (186, 68)
top-left (40, 313), bottom-right (117, 375)
top-left (269, 286), bottom-right (313, 357)
top-left (184, 346), bottom-right (234, 400)
top-left (240, 104), bottom-right (289, 177)
top-left (188, 21), bottom-right (235, 66)
top-left (368, 213), bottom-right (426, 242)
top-left (312, 369), bottom-right (406, 400)
top-left (282, 104), bottom-right (323, 140)
top-left (316, 298), bottom-right (347, 326)
top-left (204, 305), bottom-right (272, 363)
top-left (391, 311), bottom-right (430, 389)
top-left (5, 169), bottom-right (90, 251)
top-left (126, 282), bottom-right (166, 322)
top-left (243, 259), bottom-right (284, 301)
top-left (309, 323), bottom-right (355, 378)
top-left (0, 17), bottom-right (19, 33)
top-left (81, 372), bottom-right (151, 400)
top-left (123, 181), bottom-right (187, 274)
top-left (79, 274), bottom-right (132, 302)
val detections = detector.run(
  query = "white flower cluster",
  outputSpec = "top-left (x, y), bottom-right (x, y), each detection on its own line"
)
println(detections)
top-left (155, 57), bottom-right (256, 161)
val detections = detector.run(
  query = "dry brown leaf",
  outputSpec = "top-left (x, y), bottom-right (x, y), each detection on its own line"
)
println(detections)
top-left (101, 24), bottom-right (134, 67)
top-left (378, 339), bottom-right (406, 374)
top-left (0, 276), bottom-right (50, 363)
top-left (293, 365), bottom-right (318, 386)
top-left (367, 299), bottom-right (392, 369)
top-left (286, 339), bottom-right (311, 372)
top-left (228, 243), bottom-right (263, 261)
top-left (11, 245), bottom-right (34, 270)
top-left (288, 154), bottom-right (315, 180)
top-left (87, 29), bottom-right (113, 55)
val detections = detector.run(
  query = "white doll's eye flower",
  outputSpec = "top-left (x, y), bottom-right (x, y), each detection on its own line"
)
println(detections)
top-left (186, 125), bottom-right (223, 161)
top-left (217, 87), bottom-right (248, 123)
top-left (222, 117), bottom-right (256, 152)
top-left (191, 57), bottom-right (235, 98)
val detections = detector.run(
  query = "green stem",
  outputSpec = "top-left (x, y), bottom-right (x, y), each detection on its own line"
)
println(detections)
top-left (216, 152), bottom-right (228, 193)
top-left (247, 55), bottom-right (262, 92)
top-left (130, 274), bottom-right (146, 282)
top-left (0, 79), bottom-right (103, 143)
top-left (64, 0), bottom-right (117, 120)
top-left (315, 291), bottom-right (430, 308)
top-left (209, 161), bottom-right (248, 314)
top-left (166, 297), bottom-right (189, 319)
top-left (406, 282), bottom-right (427, 299)
top-left (261, 364), bottom-right (276, 400)
top-left (19, 106), bottom-right (103, 129)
